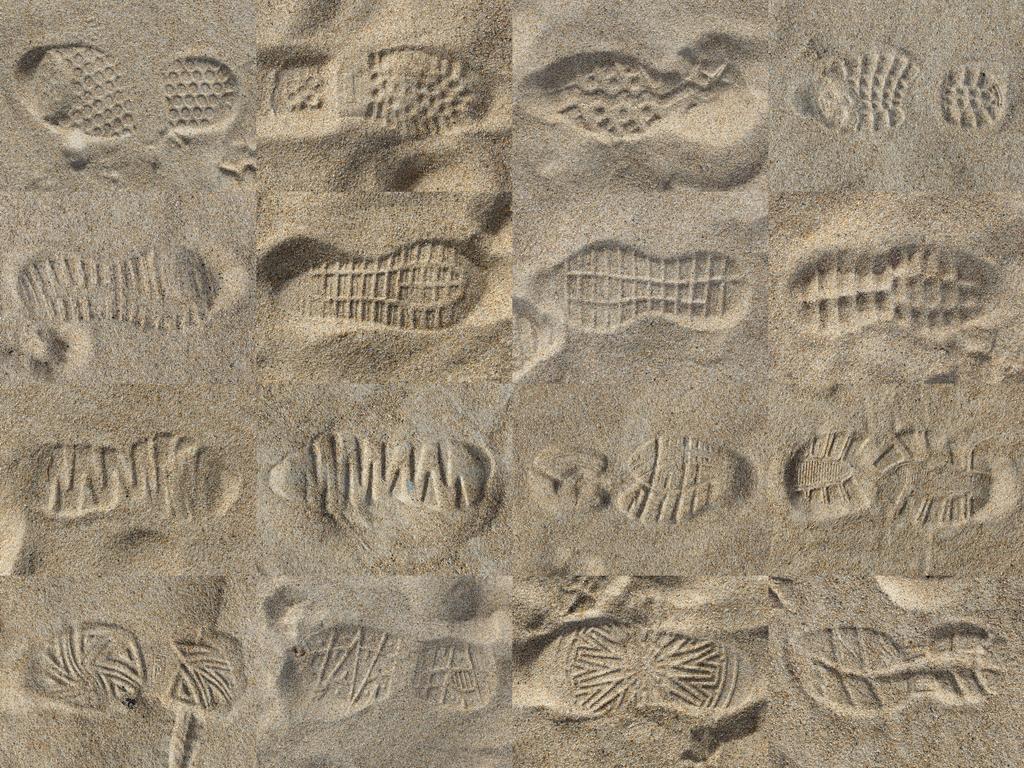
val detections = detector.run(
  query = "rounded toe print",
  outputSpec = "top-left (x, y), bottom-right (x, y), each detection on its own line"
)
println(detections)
top-left (366, 47), bottom-right (486, 138)
top-left (163, 57), bottom-right (239, 133)
top-left (16, 44), bottom-right (136, 139)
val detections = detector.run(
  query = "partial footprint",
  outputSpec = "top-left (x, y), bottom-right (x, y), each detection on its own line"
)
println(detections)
top-left (15, 44), bottom-right (135, 139)
top-left (941, 66), bottom-right (1007, 129)
top-left (0, 324), bottom-right (88, 380)
top-left (269, 55), bottom-right (329, 115)
top-left (164, 57), bottom-right (239, 134)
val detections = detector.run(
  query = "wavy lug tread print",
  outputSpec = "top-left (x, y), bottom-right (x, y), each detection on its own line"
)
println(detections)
top-left (555, 57), bottom-right (729, 140)
top-left (269, 433), bottom-right (492, 526)
top-left (564, 242), bottom-right (744, 332)
top-left (793, 244), bottom-right (996, 335)
top-left (941, 67), bottom-right (1007, 129)
top-left (16, 44), bottom-right (135, 138)
top-left (789, 625), bottom-right (1000, 716)
top-left (164, 57), bottom-right (238, 131)
top-left (30, 622), bottom-right (146, 710)
top-left (568, 624), bottom-right (738, 715)
top-left (42, 433), bottom-right (226, 521)
top-left (366, 47), bottom-right (483, 138)
top-left (295, 241), bottom-right (470, 331)
top-left (811, 52), bottom-right (914, 131)
top-left (18, 249), bottom-right (218, 330)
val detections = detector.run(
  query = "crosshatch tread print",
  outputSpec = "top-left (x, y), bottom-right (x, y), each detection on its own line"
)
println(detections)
top-left (297, 241), bottom-right (469, 330)
top-left (564, 243), bottom-right (742, 331)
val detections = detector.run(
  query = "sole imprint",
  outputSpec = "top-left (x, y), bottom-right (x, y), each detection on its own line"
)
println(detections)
top-left (18, 249), bottom-right (217, 329)
top-left (786, 431), bottom-right (869, 519)
top-left (618, 436), bottom-right (745, 524)
top-left (280, 624), bottom-right (399, 718)
top-left (568, 624), bottom-right (739, 714)
top-left (269, 432), bottom-right (493, 530)
top-left (266, 239), bottom-right (476, 331)
top-left (261, 45), bottom-right (488, 138)
top-left (807, 52), bottom-right (915, 131)
top-left (269, 59), bottom-right (328, 114)
top-left (412, 639), bottom-right (496, 710)
top-left (40, 433), bottom-right (231, 521)
top-left (164, 57), bottom-right (238, 132)
top-left (168, 630), bottom-right (244, 768)
top-left (873, 430), bottom-right (993, 527)
top-left (27, 622), bottom-right (146, 710)
top-left (170, 631), bottom-right (244, 710)
top-left (366, 47), bottom-right (483, 137)
top-left (564, 242), bottom-right (745, 332)
top-left (15, 44), bottom-right (135, 138)
top-left (793, 244), bottom-right (996, 335)
top-left (941, 66), bottom-right (1007, 129)
top-left (789, 624), bottom-right (999, 716)
top-left (552, 54), bottom-right (730, 140)
top-left (530, 444), bottom-right (610, 513)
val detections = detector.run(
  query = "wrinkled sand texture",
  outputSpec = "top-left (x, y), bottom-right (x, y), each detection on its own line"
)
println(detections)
top-left (1, 0), bottom-right (1023, 766)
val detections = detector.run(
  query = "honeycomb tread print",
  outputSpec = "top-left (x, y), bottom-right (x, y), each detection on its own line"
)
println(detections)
top-left (31, 45), bottom-right (135, 138)
top-left (164, 57), bottom-right (238, 130)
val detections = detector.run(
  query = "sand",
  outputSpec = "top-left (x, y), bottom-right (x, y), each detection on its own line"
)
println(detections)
top-left (2, 0), bottom-right (1024, 766)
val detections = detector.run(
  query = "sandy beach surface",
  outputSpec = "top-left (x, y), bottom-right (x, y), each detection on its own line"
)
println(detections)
top-left (1, 0), bottom-right (1023, 766)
